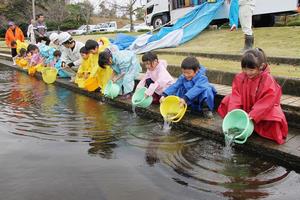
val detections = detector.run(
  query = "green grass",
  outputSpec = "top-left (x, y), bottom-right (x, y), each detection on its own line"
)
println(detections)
top-left (156, 27), bottom-right (300, 58)
top-left (146, 54), bottom-right (300, 78)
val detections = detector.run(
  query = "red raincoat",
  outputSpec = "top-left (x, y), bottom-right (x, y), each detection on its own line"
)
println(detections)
top-left (218, 67), bottom-right (288, 144)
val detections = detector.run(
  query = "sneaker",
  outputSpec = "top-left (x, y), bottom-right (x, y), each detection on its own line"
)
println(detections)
top-left (203, 110), bottom-right (214, 119)
top-left (230, 24), bottom-right (237, 31)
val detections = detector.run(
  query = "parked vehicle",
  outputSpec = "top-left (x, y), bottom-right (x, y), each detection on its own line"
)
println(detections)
top-left (68, 25), bottom-right (96, 35)
top-left (93, 21), bottom-right (117, 32)
top-left (144, 0), bottom-right (300, 29)
top-left (117, 23), bottom-right (153, 32)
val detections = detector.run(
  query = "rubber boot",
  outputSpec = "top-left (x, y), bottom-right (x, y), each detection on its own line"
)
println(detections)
top-left (243, 35), bottom-right (254, 52)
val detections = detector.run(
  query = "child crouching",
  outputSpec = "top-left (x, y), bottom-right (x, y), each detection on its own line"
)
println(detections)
top-left (160, 56), bottom-right (216, 118)
top-left (218, 48), bottom-right (288, 144)
top-left (136, 52), bottom-right (174, 104)
top-left (98, 49), bottom-right (142, 99)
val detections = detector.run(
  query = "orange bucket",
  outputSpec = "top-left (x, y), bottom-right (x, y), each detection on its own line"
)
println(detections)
top-left (84, 77), bottom-right (99, 92)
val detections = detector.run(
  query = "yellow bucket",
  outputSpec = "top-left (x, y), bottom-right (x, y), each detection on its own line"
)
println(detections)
top-left (160, 96), bottom-right (187, 123)
top-left (35, 63), bottom-right (44, 72)
top-left (84, 77), bottom-right (99, 92)
top-left (28, 66), bottom-right (37, 76)
top-left (42, 68), bottom-right (58, 84)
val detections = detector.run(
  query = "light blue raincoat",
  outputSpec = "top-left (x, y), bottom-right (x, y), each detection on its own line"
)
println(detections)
top-left (111, 50), bottom-right (142, 94)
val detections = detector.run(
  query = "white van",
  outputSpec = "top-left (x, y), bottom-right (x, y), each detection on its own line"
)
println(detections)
top-left (68, 25), bottom-right (97, 35)
top-left (144, 0), bottom-right (300, 29)
top-left (94, 21), bottom-right (118, 32)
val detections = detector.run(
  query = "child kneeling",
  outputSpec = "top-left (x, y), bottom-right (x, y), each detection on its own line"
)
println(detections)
top-left (218, 48), bottom-right (288, 144)
top-left (136, 52), bottom-right (174, 104)
top-left (160, 57), bottom-right (216, 118)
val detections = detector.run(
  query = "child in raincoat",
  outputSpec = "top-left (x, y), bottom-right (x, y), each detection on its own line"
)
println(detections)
top-left (27, 44), bottom-right (44, 67)
top-left (49, 50), bottom-right (72, 78)
top-left (98, 49), bottom-right (142, 98)
top-left (160, 56), bottom-right (216, 118)
top-left (85, 39), bottom-right (113, 92)
top-left (76, 47), bottom-right (91, 80)
top-left (218, 48), bottom-right (288, 144)
top-left (136, 51), bottom-right (174, 104)
top-left (15, 48), bottom-right (28, 68)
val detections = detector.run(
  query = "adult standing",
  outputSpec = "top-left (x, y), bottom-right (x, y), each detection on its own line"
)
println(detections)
top-left (5, 21), bottom-right (25, 65)
top-left (228, 0), bottom-right (255, 50)
top-left (239, 0), bottom-right (255, 50)
top-left (27, 19), bottom-right (36, 44)
top-left (34, 13), bottom-right (50, 45)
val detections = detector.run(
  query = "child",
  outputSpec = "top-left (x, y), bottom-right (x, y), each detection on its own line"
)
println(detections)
top-left (160, 56), bottom-right (216, 118)
top-left (98, 49), bottom-right (142, 98)
top-left (136, 52), bottom-right (174, 104)
top-left (27, 44), bottom-right (43, 67)
top-left (76, 47), bottom-right (91, 80)
top-left (85, 40), bottom-right (113, 92)
top-left (218, 49), bottom-right (288, 144)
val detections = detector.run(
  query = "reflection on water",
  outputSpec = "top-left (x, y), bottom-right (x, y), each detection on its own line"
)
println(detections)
top-left (0, 67), bottom-right (300, 200)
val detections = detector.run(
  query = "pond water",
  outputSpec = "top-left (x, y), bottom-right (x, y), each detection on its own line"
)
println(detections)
top-left (0, 67), bottom-right (300, 200)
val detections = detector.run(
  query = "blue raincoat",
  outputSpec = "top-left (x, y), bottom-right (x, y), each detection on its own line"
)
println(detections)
top-left (229, 0), bottom-right (239, 29)
top-left (111, 50), bottom-right (142, 94)
top-left (54, 59), bottom-right (71, 78)
top-left (163, 66), bottom-right (217, 112)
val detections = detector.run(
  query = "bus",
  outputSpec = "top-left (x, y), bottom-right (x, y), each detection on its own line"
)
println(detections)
top-left (144, 0), bottom-right (300, 29)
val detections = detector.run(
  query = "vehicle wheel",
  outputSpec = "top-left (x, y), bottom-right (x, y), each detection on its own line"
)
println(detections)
top-left (152, 14), bottom-right (169, 29)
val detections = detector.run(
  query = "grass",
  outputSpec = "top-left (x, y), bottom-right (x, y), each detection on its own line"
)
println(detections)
top-left (155, 27), bottom-right (300, 58)
top-left (145, 54), bottom-right (300, 79)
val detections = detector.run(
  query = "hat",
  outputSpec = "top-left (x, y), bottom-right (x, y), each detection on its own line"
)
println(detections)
top-left (8, 21), bottom-right (15, 26)
top-left (49, 32), bottom-right (59, 42)
top-left (58, 32), bottom-right (71, 45)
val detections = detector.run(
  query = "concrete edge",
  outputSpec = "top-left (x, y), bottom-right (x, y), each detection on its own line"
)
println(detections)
top-left (1, 58), bottom-right (300, 171)
top-left (154, 50), bottom-right (300, 66)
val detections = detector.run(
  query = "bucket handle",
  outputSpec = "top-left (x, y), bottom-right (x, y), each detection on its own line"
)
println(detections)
top-left (168, 103), bottom-right (187, 123)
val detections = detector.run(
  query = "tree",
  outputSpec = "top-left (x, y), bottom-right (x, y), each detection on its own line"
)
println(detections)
top-left (98, 0), bottom-right (117, 19)
top-left (78, 0), bottom-right (94, 33)
top-left (135, 7), bottom-right (145, 21)
top-left (106, 0), bottom-right (141, 32)
top-left (46, 0), bottom-right (68, 31)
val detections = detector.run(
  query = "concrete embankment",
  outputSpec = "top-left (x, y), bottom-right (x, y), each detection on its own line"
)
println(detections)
top-left (1, 55), bottom-right (300, 171)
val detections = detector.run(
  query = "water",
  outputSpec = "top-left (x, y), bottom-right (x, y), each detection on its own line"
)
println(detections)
top-left (0, 67), bottom-right (300, 200)
top-left (223, 127), bottom-right (244, 159)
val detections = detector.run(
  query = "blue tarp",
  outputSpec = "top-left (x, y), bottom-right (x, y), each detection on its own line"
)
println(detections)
top-left (113, 0), bottom-right (224, 52)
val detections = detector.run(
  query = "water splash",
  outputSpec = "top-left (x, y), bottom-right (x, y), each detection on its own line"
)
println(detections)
top-left (223, 133), bottom-right (235, 159)
top-left (132, 105), bottom-right (137, 118)
top-left (162, 120), bottom-right (172, 133)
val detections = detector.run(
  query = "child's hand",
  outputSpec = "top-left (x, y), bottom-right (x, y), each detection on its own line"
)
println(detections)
top-left (159, 96), bottom-right (165, 103)
top-left (179, 98), bottom-right (186, 108)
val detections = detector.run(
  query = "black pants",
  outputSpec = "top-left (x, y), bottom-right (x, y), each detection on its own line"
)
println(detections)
top-left (36, 36), bottom-right (50, 45)
top-left (11, 48), bottom-right (17, 57)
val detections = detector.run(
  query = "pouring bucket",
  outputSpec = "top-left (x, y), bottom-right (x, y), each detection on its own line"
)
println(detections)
top-left (104, 80), bottom-right (121, 99)
top-left (131, 87), bottom-right (153, 108)
top-left (222, 109), bottom-right (254, 144)
top-left (160, 96), bottom-right (187, 123)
